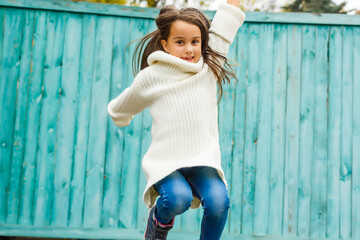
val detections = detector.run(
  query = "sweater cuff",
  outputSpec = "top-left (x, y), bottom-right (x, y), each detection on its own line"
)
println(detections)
top-left (107, 102), bottom-right (134, 127)
top-left (112, 115), bottom-right (134, 127)
top-left (209, 3), bottom-right (246, 43)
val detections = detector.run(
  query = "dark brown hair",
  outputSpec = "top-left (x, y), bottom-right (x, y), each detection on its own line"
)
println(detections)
top-left (132, 6), bottom-right (237, 101)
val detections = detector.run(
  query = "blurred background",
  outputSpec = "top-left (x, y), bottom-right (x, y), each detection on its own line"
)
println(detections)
top-left (72, 0), bottom-right (360, 14)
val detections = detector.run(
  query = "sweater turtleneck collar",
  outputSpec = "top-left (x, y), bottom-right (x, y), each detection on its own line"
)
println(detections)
top-left (147, 51), bottom-right (204, 73)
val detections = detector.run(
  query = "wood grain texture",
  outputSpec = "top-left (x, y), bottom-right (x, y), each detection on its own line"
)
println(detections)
top-left (18, 11), bottom-right (47, 226)
top-left (242, 23), bottom-right (260, 235)
top-left (136, 20), bottom-right (157, 232)
top-left (101, 16), bottom-right (130, 229)
top-left (82, 15), bottom-right (114, 228)
top-left (68, 14), bottom-right (96, 228)
top-left (298, 25), bottom-right (316, 238)
top-left (116, 17), bottom-right (148, 230)
top-left (0, 8), bottom-right (24, 224)
top-left (0, 8), bottom-right (4, 66)
top-left (52, 13), bottom-right (82, 227)
top-left (218, 36), bottom-right (237, 235)
top-left (340, 26), bottom-right (354, 240)
top-left (253, 23), bottom-right (274, 235)
top-left (283, 24), bottom-right (301, 237)
top-left (33, 11), bottom-right (65, 226)
top-left (327, 26), bottom-right (342, 239)
top-left (229, 24), bottom-right (248, 235)
top-left (6, 10), bottom-right (34, 225)
top-left (310, 25), bottom-right (329, 239)
top-left (268, 23), bottom-right (287, 236)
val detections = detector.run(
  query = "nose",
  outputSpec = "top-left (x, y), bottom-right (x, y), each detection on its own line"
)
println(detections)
top-left (185, 44), bottom-right (193, 54)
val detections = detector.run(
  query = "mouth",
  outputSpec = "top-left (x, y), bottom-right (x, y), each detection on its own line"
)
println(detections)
top-left (182, 57), bottom-right (194, 62)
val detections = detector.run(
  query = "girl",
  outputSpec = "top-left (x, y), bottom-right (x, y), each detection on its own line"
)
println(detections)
top-left (108, 1), bottom-right (245, 239)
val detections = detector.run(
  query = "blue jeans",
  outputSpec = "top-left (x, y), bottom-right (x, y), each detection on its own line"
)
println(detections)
top-left (153, 166), bottom-right (230, 240)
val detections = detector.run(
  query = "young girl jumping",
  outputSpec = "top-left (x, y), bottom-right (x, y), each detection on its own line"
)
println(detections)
top-left (108, 1), bottom-right (245, 239)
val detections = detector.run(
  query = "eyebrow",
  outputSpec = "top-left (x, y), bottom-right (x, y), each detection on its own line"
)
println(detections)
top-left (173, 36), bottom-right (201, 40)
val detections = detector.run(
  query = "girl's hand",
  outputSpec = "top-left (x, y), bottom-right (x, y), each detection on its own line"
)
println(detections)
top-left (226, 0), bottom-right (240, 8)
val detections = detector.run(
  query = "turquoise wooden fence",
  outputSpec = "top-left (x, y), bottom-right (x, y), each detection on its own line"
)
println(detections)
top-left (0, 0), bottom-right (359, 239)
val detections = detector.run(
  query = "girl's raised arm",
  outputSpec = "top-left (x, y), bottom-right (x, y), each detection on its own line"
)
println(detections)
top-left (226, 0), bottom-right (241, 8)
top-left (208, 1), bottom-right (245, 57)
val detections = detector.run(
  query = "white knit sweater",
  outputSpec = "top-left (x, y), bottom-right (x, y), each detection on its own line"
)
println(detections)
top-left (108, 3), bottom-right (245, 209)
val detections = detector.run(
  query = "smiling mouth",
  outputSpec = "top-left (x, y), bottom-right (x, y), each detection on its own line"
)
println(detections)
top-left (182, 57), bottom-right (194, 62)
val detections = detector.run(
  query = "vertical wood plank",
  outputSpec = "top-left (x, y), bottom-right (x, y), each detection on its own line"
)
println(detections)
top-left (218, 32), bottom-right (237, 236)
top-left (101, 16), bottom-right (130, 228)
top-left (33, 11), bottom-right (65, 226)
top-left (297, 25), bottom-right (316, 238)
top-left (242, 23), bottom-right (259, 235)
top-left (352, 26), bottom-right (360, 240)
top-left (268, 24), bottom-right (287, 236)
top-left (137, 107), bottom-right (153, 231)
top-left (136, 19), bottom-right (157, 232)
top-left (253, 23), bottom-right (274, 235)
top-left (283, 24), bottom-right (301, 237)
top-left (51, 13), bottom-right (82, 227)
top-left (310, 25), bottom-right (329, 238)
top-left (340, 26), bottom-right (353, 240)
top-left (7, 10), bottom-right (35, 225)
top-left (117, 17), bottom-right (148, 230)
top-left (218, 47), bottom-right (236, 184)
top-left (68, 14), bottom-right (96, 228)
top-left (0, 8), bottom-right (4, 73)
top-left (229, 23), bottom-right (248, 235)
top-left (18, 10), bottom-right (47, 225)
top-left (0, 8), bottom-right (24, 224)
top-left (326, 26), bottom-right (342, 239)
top-left (82, 15), bottom-right (114, 228)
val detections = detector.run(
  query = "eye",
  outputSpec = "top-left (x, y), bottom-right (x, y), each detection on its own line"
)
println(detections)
top-left (176, 40), bottom-right (184, 45)
top-left (192, 40), bottom-right (200, 45)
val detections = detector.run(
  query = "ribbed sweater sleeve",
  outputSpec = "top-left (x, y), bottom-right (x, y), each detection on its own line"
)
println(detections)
top-left (209, 3), bottom-right (246, 56)
top-left (107, 75), bottom-right (148, 127)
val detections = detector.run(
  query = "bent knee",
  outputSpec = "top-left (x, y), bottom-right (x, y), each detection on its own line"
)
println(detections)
top-left (162, 189), bottom-right (193, 214)
top-left (203, 193), bottom-right (230, 217)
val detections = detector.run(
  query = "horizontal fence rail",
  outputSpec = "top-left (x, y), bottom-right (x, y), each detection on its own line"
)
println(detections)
top-left (0, 1), bottom-right (359, 239)
top-left (1, 0), bottom-right (360, 25)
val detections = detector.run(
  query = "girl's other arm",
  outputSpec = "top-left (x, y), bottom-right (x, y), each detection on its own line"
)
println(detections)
top-left (107, 76), bottom-right (148, 127)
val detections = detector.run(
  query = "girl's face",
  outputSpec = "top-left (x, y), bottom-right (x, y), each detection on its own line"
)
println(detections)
top-left (161, 20), bottom-right (202, 63)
